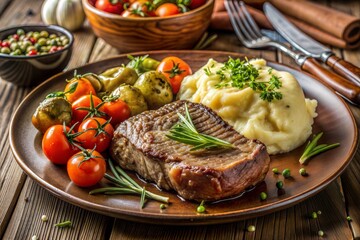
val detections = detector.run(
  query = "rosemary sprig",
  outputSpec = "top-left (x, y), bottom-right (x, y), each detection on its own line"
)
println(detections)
top-left (89, 158), bottom-right (169, 208)
top-left (166, 104), bottom-right (234, 151)
top-left (54, 220), bottom-right (72, 228)
top-left (299, 132), bottom-right (340, 164)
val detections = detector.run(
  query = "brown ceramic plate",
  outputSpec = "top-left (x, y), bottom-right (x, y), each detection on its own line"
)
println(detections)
top-left (9, 50), bottom-right (358, 225)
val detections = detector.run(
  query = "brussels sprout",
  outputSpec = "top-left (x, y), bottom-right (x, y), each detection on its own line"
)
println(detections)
top-left (112, 85), bottom-right (148, 116)
top-left (31, 97), bottom-right (72, 133)
top-left (134, 71), bottom-right (173, 110)
top-left (99, 67), bottom-right (138, 93)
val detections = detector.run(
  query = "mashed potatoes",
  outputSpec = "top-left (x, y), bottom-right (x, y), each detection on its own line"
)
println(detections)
top-left (178, 58), bottom-right (318, 154)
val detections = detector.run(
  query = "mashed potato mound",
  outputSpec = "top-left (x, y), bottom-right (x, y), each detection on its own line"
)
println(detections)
top-left (178, 58), bottom-right (318, 154)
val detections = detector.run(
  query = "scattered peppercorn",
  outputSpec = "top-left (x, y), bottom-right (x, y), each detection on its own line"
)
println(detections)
top-left (311, 212), bottom-right (318, 219)
top-left (317, 210), bottom-right (322, 215)
top-left (31, 235), bottom-right (38, 240)
top-left (197, 200), bottom-right (206, 213)
top-left (247, 225), bottom-right (256, 232)
top-left (299, 168), bottom-right (307, 176)
top-left (276, 180), bottom-right (283, 189)
top-left (41, 215), bottom-right (48, 222)
top-left (282, 168), bottom-right (291, 178)
top-left (260, 192), bottom-right (267, 201)
top-left (160, 204), bottom-right (166, 210)
top-left (318, 230), bottom-right (324, 237)
top-left (272, 168), bottom-right (279, 174)
top-left (347, 216), bottom-right (352, 221)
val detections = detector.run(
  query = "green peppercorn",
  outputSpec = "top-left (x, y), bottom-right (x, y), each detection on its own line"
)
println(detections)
top-left (40, 30), bottom-right (49, 38)
top-left (160, 204), bottom-right (166, 210)
top-left (10, 42), bottom-right (20, 51)
top-left (272, 168), bottom-right (279, 174)
top-left (247, 225), bottom-right (256, 232)
top-left (13, 49), bottom-right (22, 55)
top-left (34, 43), bottom-right (41, 51)
top-left (299, 168), bottom-right (307, 176)
top-left (17, 29), bottom-right (25, 35)
top-left (276, 180), bottom-right (283, 189)
top-left (9, 38), bottom-right (16, 43)
top-left (26, 46), bottom-right (36, 53)
top-left (49, 34), bottom-right (57, 39)
top-left (37, 38), bottom-right (47, 46)
top-left (33, 32), bottom-right (40, 40)
top-left (311, 212), bottom-right (318, 219)
top-left (317, 210), bottom-right (322, 215)
top-left (260, 192), bottom-right (267, 201)
top-left (1, 47), bottom-right (10, 54)
top-left (197, 200), bottom-right (206, 213)
top-left (26, 31), bottom-right (34, 37)
top-left (347, 216), bottom-right (352, 221)
top-left (318, 230), bottom-right (324, 237)
top-left (282, 168), bottom-right (291, 178)
top-left (50, 39), bottom-right (58, 46)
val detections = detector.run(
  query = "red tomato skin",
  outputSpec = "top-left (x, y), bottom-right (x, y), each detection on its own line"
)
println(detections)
top-left (155, 3), bottom-right (180, 17)
top-left (157, 56), bottom-right (192, 94)
top-left (95, 0), bottom-right (125, 14)
top-left (71, 95), bottom-right (104, 126)
top-left (189, 0), bottom-right (206, 9)
top-left (102, 99), bottom-right (131, 126)
top-left (67, 150), bottom-right (106, 187)
top-left (77, 117), bottom-right (114, 152)
top-left (42, 125), bottom-right (79, 165)
top-left (64, 78), bottom-right (96, 103)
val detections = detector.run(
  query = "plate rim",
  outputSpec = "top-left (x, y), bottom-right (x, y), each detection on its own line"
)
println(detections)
top-left (9, 50), bottom-right (359, 225)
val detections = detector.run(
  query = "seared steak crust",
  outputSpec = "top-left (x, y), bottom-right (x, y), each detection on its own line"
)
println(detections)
top-left (110, 100), bottom-right (270, 201)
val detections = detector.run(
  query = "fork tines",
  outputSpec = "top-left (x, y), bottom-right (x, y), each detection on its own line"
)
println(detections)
top-left (225, 0), bottom-right (263, 46)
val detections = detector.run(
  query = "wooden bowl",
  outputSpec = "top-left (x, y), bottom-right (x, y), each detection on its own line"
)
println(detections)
top-left (82, 0), bottom-right (214, 52)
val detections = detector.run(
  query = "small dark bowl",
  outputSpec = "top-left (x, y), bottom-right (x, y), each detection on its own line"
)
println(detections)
top-left (0, 25), bottom-right (74, 87)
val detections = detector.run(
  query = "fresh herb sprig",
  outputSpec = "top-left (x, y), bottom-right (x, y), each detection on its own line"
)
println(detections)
top-left (89, 158), bottom-right (169, 208)
top-left (166, 104), bottom-right (234, 151)
top-left (299, 132), bottom-right (340, 164)
top-left (215, 58), bottom-right (282, 102)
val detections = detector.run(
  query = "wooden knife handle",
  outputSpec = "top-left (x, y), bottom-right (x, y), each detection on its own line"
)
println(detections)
top-left (302, 58), bottom-right (360, 105)
top-left (326, 55), bottom-right (360, 85)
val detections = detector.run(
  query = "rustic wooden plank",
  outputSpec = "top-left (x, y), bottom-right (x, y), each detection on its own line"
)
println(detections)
top-left (3, 178), bottom-right (112, 240)
top-left (0, 0), bottom-right (11, 16)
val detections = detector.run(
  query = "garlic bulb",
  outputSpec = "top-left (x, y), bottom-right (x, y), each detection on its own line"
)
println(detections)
top-left (41, 0), bottom-right (85, 32)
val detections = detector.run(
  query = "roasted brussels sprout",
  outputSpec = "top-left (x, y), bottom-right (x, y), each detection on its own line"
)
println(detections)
top-left (134, 71), bottom-right (173, 109)
top-left (112, 85), bottom-right (148, 116)
top-left (99, 67), bottom-right (138, 93)
top-left (32, 97), bottom-right (72, 133)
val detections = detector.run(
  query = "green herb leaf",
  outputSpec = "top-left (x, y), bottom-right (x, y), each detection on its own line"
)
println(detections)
top-left (54, 220), bottom-right (72, 228)
top-left (299, 132), bottom-right (340, 164)
top-left (166, 103), bottom-right (234, 151)
top-left (215, 58), bottom-right (282, 102)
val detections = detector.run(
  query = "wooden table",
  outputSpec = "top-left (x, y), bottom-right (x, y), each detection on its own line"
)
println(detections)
top-left (1, 0), bottom-right (360, 239)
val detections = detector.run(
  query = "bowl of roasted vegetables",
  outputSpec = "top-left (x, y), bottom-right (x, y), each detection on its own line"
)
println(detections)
top-left (0, 25), bottom-right (73, 87)
top-left (82, 0), bottom-right (214, 52)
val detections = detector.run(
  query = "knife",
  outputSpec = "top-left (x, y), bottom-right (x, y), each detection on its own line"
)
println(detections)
top-left (263, 2), bottom-right (360, 85)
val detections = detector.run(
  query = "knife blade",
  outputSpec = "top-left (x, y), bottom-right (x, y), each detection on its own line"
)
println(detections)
top-left (263, 2), bottom-right (360, 85)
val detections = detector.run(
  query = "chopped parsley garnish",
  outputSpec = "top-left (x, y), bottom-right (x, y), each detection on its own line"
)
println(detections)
top-left (215, 58), bottom-right (283, 102)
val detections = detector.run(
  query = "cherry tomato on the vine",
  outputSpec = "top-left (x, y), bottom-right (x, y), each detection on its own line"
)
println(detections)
top-left (155, 3), bottom-right (180, 17)
top-left (67, 149), bottom-right (106, 187)
top-left (95, 0), bottom-right (127, 14)
top-left (77, 117), bottom-right (114, 152)
top-left (157, 56), bottom-right (192, 94)
top-left (42, 125), bottom-right (80, 165)
top-left (102, 97), bottom-right (131, 126)
top-left (64, 77), bottom-right (96, 103)
top-left (71, 94), bottom-right (105, 126)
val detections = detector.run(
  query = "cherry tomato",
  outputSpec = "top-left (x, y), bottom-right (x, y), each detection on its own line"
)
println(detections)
top-left (64, 77), bottom-right (96, 103)
top-left (27, 49), bottom-right (38, 56)
top-left (77, 117), bottom-right (114, 152)
top-left (155, 3), bottom-right (180, 17)
top-left (67, 149), bottom-right (106, 187)
top-left (157, 56), bottom-right (192, 94)
top-left (102, 97), bottom-right (131, 126)
top-left (13, 34), bottom-right (20, 41)
top-left (95, 0), bottom-right (126, 14)
top-left (42, 125), bottom-right (80, 165)
top-left (189, 0), bottom-right (206, 9)
top-left (71, 94), bottom-right (105, 126)
top-left (29, 37), bottom-right (37, 44)
top-left (128, 0), bottom-right (156, 17)
top-left (121, 9), bottom-right (142, 17)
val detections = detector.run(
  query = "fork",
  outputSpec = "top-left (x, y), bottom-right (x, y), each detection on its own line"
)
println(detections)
top-left (225, 0), bottom-right (360, 105)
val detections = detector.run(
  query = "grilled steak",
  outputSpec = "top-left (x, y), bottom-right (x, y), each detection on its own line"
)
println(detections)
top-left (110, 100), bottom-right (270, 201)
